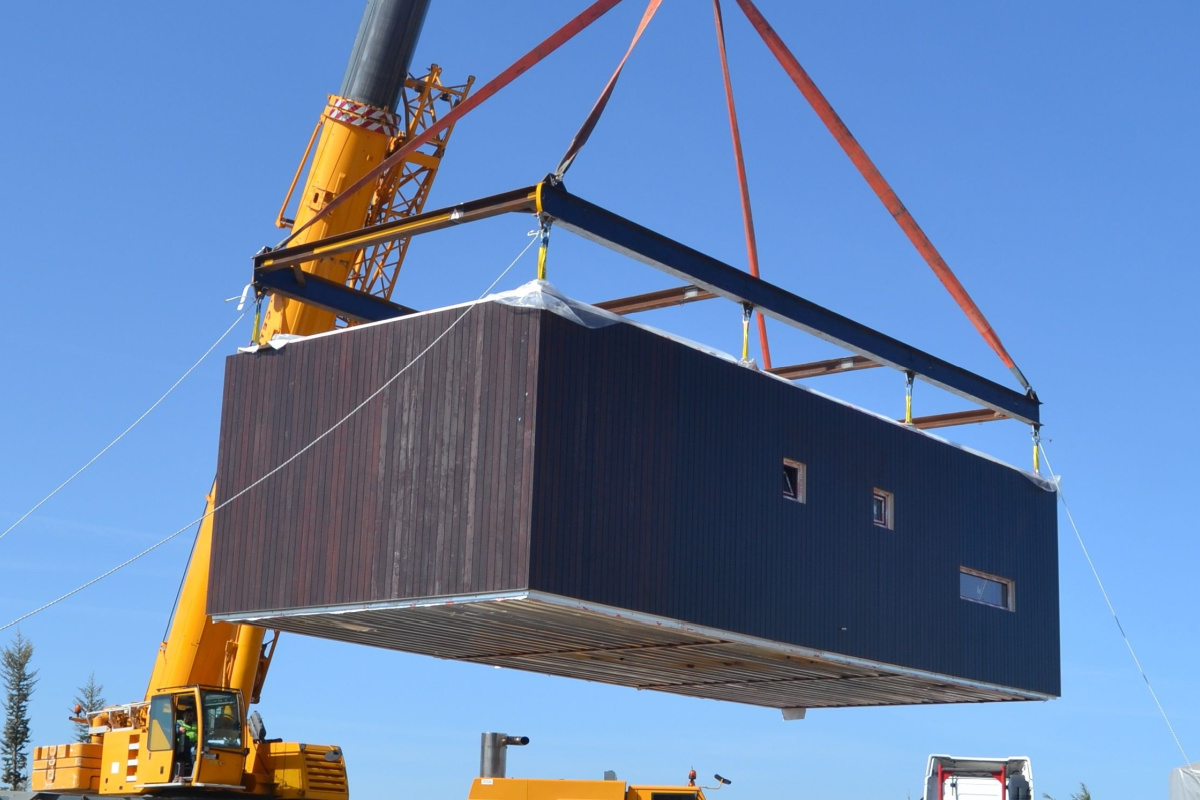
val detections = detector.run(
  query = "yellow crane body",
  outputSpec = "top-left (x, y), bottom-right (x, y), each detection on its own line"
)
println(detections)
top-left (259, 94), bottom-right (395, 340)
top-left (467, 778), bottom-right (709, 800)
top-left (34, 687), bottom-right (346, 797)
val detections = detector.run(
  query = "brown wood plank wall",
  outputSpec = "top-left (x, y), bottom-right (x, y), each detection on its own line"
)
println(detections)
top-left (210, 303), bottom-right (541, 614)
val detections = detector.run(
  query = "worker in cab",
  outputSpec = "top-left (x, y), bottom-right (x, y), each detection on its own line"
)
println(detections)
top-left (175, 704), bottom-right (198, 780)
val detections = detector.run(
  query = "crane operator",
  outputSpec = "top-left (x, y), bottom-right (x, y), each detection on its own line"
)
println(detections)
top-left (175, 704), bottom-right (197, 781)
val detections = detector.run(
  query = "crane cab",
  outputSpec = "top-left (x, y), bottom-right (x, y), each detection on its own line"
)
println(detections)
top-left (140, 687), bottom-right (247, 788)
top-left (34, 686), bottom-right (248, 794)
top-left (35, 683), bottom-right (348, 798)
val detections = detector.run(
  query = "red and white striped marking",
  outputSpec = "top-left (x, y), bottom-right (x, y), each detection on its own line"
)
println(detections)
top-left (324, 95), bottom-right (401, 137)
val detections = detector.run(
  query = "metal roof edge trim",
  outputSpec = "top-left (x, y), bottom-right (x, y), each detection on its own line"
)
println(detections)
top-left (210, 589), bottom-right (532, 622)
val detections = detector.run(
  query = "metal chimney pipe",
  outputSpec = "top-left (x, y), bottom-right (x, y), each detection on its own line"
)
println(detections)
top-left (479, 732), bottom-right (530, 778)
top-left (339, 0), bottom-right (431, 110)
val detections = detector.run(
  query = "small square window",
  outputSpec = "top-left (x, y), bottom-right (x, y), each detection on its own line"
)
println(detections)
top-left (872, 488), bottom-right (893, 529)
top-left (959, 567), bottom-right (1014, 611)
top-left (782, 459), bottom-right (806, 503)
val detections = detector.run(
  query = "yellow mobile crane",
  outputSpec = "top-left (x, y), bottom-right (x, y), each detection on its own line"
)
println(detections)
top-left (25, 4), bottom-right (715, 800)
top-left (31, 1), bottom-right (466, 797)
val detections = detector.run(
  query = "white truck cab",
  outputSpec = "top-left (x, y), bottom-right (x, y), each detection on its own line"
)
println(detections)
top-left (923, 755), bottom-right (1033, 800)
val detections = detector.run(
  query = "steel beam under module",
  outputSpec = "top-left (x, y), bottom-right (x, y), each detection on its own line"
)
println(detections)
top-left (535, 182), bottom-right (1039, 426)
top-left (902, 408), bottom-right (1009, 430)
top-left (254, 268), bottom-right (416, 323)
top-left (769, 355), bottom-right (882, 380)
top-left (595, 285), bottom-right (716, 315)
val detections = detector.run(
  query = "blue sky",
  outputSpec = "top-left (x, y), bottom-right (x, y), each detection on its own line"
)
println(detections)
top-left (1, 2), bottom-right (1198, 798)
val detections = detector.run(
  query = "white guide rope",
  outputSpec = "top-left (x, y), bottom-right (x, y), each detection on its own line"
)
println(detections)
top-left (0, 311), bottom-right (247, 544)
top-left (1040, 442), bottom-right (1191, 765)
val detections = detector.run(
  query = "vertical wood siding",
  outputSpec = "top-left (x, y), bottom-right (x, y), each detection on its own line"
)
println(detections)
top-left (211, 302), bottom-right (1058, 698)
top-left (210, 303), bottom-right (541, 614)
top-left (527, 312), bottom-right (1058, 696)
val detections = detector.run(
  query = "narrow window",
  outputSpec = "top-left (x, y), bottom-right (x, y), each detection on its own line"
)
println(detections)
top-left (147, 695), bottom-right (174, 751)
top-left (783, 459), bottom-right (806, 503)
top-left (201, 690), bottom-right (244, 750)
top-left (959, 567), bottom-right (1014, 611)
top-left (872, 488), bottom-right (893, 529)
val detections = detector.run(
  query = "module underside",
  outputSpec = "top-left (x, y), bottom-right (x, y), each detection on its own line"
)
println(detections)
top-left (221, 592), bottom-right (1045, 709)
top-left (210, 289), bottom-right (1060, 709)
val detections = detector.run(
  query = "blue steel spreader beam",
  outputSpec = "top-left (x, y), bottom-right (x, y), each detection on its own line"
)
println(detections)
top-left (252, 180), bottom-right (1040, 426)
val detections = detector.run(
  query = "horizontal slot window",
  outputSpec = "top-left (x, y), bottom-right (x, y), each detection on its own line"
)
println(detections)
top-left (959, 567), bottom-right (1014, 611)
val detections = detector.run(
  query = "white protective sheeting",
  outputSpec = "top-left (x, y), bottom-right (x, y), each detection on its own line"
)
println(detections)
top-left (1169, 765), bottom-right (1200, 800)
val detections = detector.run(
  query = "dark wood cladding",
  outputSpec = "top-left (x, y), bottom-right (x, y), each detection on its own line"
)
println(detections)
top-left (528, 312), bottom-right (1058, 697)
top-left (211, 303), bottom-right (540, 615)
top-left (211, 300), bottom-right (1059, 700)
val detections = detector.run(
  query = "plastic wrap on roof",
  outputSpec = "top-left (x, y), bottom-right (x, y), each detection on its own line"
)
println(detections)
top-left (492, 280), bottom-right (744, 368)
top-left (490, 280), bottom-right (620, 330)
top-left (1171, 766), bottom-right (1200, 800)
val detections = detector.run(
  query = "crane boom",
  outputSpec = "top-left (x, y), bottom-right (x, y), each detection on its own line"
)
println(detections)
top-left (151, 0), bottom-right (433, 702)
top-left (34, 3), bottom-right (435, 796)
top-left (260, 1), bottom-right (431, 340)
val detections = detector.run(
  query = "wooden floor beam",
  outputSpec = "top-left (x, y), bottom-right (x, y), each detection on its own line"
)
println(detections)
top-left (769, 355), bottom-right (882, 380)
top-left (595, 285), bottom-right (716, 315)
top-left (903, 408), bottom-right (1008, 430)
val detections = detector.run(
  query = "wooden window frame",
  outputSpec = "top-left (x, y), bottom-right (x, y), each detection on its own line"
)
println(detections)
top-left (872, 488), bottom-right (894, 529)
top-left (959, 566), bottom-right (1015, 612)
top-left (783, 458), bottom-right (806, 503)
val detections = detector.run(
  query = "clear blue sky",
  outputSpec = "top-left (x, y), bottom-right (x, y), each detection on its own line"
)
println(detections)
top-left (1, 2), bottom-right (1198, 798)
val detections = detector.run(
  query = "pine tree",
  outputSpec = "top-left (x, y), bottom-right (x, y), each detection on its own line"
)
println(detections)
top-left (72, 673), bottom-right (106, 743)
top-left (1, 632), bottom-right (38, 790)
top-left (1044, 784), bottom-right (1092, 800)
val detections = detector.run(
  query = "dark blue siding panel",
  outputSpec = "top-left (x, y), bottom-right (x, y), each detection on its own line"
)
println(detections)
top-left (527, 311), bottom-right (1059, 697)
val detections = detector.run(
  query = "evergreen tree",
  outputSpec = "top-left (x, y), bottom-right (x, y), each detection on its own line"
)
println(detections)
top-left (72, 673), bottom-right (106, 743)
top-left (1, 632), bottom-right (37, 790)
top-left (1044, 784), bottom-right (1092, 800)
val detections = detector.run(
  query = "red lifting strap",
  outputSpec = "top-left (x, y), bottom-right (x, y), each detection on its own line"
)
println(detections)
top-left (556, 0), bottom-right (663, 179)
top-left (733, 0), bottom-right (1032, 394)
top-left (282, 0), bottom-right (627, 248)
top-left (712, 0), bottom-right (771, 369)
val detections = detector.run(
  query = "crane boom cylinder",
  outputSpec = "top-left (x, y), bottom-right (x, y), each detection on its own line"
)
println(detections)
top-left (258, 0), bottom-right (436, 340)
top-left (339, 0), bottom-right (431, 110)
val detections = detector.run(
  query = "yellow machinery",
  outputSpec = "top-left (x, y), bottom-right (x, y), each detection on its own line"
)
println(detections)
top-left (469, 780), bottom-right (711, 800)
top-left (465, 734), bottom-right (717, 800)
top-left (30, 3), bottom-right (721, 800)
